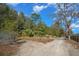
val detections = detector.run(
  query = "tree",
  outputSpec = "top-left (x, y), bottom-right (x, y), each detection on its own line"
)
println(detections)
top-left (36, 20), bottom-right (47, 36)
top-left (0, 4), bottom-right (17, 32)
top-left (51, 21), bottom-right (64, 37)
top-left (31, 13), bottom-right (41, 25)
top-left (0, 4), bottom-right (18, 43)
top-left (52, 3), bottom-right (79, 39)
top-left (0, 4), bottom-right (10, 30)
top-left (16, 12), bottom-right (26, 36)
top-left (24, 13), bottom-right (42, 36)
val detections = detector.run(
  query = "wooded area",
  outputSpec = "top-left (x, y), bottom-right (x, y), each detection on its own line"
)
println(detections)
top-left (0, 3), bottom-right (79, 43)
top-left (0, 3), bottom-right (79, 56)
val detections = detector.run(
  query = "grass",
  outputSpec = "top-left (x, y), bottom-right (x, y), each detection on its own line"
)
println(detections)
top-left (17, 36), bottom-right (54, 43)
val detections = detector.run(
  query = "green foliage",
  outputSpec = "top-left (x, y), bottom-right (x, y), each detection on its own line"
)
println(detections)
top-left (35, 20), bottom-right (47, 36)
top-left (0, 3), bottom-right (73, 38)
top-left (1, 20), bottom-right (16, 32)
top-left (38, 28), bottom-right (46, 36)
top-left (16, 12), bottom-right (26, 36)
top-left (22, 29), bottom-right (34, 37)
top-left (50, 21), bottom-right (65, 37)
top-left (31, 13), bottom-right (41, 25)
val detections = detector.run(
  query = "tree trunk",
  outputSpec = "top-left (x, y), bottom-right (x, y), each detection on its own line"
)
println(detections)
top-left (65, 28), bottom-right (71, 40)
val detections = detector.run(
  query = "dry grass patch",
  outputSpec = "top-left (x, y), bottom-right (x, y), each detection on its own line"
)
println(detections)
top-left (65, 39), bottom-right (79, 49)
top-left (0, 44), bottom-right (20, 56)
top-left (17, 36), bottom-right (54, 43)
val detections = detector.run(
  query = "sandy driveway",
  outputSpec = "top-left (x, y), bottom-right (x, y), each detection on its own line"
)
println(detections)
top-left (16, 39), bottom-right (79, 56)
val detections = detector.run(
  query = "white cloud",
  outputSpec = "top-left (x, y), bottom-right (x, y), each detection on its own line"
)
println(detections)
top-left (33, 5), bottom-right (47, 13)
top-left (8, 3), bottom-right (19, 7)
top-left (33, 3), bottom-right (54, 13)
top-left (70, 23), bottom-right (79, 28)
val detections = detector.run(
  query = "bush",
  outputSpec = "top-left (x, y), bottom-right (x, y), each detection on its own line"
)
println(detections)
top-left (22, 29), bottom-right (34, 37)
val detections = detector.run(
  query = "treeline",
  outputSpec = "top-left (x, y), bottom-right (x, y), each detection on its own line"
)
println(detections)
top-left (0, 3), bottom-right (65, 38)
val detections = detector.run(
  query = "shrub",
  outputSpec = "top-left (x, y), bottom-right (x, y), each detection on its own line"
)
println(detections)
top-left (22, 29), bottom-right (34, 37)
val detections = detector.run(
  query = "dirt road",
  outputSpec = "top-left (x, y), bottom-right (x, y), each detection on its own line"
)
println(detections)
top-left (16, 39), bottom-right (79, 56)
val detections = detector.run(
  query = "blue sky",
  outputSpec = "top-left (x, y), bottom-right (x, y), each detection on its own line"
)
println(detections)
top-left (8, 3), bottom-right (56, 26)
top-left (8, 3), bottom-right (79, 34)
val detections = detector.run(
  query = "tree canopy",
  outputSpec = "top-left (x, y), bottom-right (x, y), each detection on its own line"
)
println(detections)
top-left (0, 3), bottom-right (79, 39)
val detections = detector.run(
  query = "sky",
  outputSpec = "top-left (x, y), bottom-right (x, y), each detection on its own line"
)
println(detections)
top-left (8, 3), bottom-right (56, 26)
top-left (8, 3), bottom-right (79, 34)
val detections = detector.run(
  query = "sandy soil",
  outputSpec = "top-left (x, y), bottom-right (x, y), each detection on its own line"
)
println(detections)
top-left (16, 39), bottom-right (79, 56)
